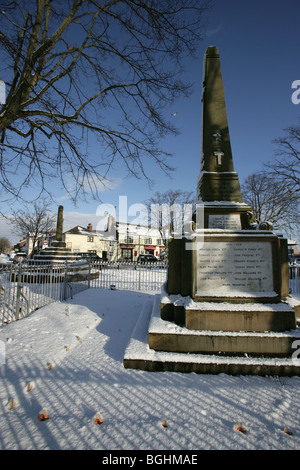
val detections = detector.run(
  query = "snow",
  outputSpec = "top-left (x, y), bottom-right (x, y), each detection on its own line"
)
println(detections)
top-left (1, 287), bottom-right (300, 450)
top-left (160, 282), bottom-right (291, 310)
top-left (148, 295), bottom-right (300, 340)
top-left (0, 254), bottom-right (12, 264)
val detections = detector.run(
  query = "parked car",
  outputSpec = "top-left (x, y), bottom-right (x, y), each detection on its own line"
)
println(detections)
top-left (137, 254), bottom-right (158, 263)
top-left (13, 252), bottom-right (27, 263)
top-left (78, 252), bottom-right (101, 261)
top-left (290, 258), bottom-right (300, 266)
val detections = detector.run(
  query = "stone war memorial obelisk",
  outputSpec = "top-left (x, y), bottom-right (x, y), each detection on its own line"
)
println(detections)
top-left (32, 205), bottom-right (81, 263)
top-left (124, 46), bottom-right (300, 376)
top-left (29, 205), bottom-right (99, 283)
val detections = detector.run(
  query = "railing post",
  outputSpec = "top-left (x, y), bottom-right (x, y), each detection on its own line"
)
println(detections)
top-left (15, 264), bottom-right (22, 321)
top-left (88, 260), bottom-right (91, 289)
top-left (138, 262), bottom-right (141, 291)
top-left (63, 261), bottom-right (68, 301)
top-left (49, 266), bottom-right (53, 303)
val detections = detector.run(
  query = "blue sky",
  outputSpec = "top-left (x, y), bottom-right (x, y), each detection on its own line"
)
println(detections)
top-left (2, 0), bottom-right (300, 244)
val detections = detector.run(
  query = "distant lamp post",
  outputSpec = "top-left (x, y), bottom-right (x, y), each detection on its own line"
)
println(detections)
top-left (0, 80), bottom-right (5, 104)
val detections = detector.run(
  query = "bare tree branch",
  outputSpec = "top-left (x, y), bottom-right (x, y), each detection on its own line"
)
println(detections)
top-left (265, 124), bottom-right (300, 194)
top-left (8, 197), bottom-right (56, 256)
top-left (0, 0), bottom-right (211, 202)
top-left (241, 172), bottom-right (300, 234)
top-left (144, 188), bottom-right (195, 242)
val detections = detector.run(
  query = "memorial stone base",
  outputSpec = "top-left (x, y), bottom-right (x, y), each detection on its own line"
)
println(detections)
top-left (32, 243), bottom-right (81, 264)
top-left (29, 242), bottom-right (98, 281)
top-left (123, 292), bottom-right (300, 376)
top-left (123, 230), bottom-right (300, 376)
top-left (160, 230), bottom-right (296, 355)
top-left (156, 287), bottom-right (296, 357)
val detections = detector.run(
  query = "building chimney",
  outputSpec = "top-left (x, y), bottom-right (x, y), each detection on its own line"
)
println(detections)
top-left (87, 223), bottom-right (92, 231)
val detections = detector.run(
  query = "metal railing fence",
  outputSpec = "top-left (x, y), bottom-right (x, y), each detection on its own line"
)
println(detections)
top-left (89, 260), bottom-right (168, 292)
top-left (90, 261), bottom-right (299, 295)
top-left (4, 260), bottom-right (299, 327)
top-left (289, 265), bottom-right (300, 295)
top-left (0, 260), bottom-right (168, 325)
top-left (0, 261), bottom-right (90, 325)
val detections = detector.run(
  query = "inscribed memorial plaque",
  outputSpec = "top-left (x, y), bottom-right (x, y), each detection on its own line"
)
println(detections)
top-left (196, 241), bottom-right (274, 295)
top-left (209, 214), bottom-right (241, 230)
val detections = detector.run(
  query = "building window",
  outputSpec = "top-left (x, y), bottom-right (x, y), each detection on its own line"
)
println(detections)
top-left (87, 236), bottom-right (94, 242)
top-left (156, 239), bottom-right (162, 245)
top-left (122, 249), bottom-right (132, 260)
top-left (125, 236), bottom-right (133, 244)
top-left (145, 238), bottom-right (152, 244)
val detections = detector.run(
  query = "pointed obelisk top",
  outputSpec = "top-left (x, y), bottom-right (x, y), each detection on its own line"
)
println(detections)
top-left (198, 46), bottom-right (243, 203)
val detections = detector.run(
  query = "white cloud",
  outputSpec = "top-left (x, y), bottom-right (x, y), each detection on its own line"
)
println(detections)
top-left (0, 211), bottom-right (106, 246)
top-left (62, 175), bottom-right (122, 201)
top-left (206, 21), bottom-right (223, 38)
top-left (62, 211), bottom-right (104, 232)
top-left (0, 215), bottom-right (18, 245)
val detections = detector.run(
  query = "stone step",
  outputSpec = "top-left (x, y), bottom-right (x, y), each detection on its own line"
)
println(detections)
top-left (151, 298), bottom-right (298, 357)
top-left (184, 302), bottom-right (296, 332)
top-left (124, 349), bottom-right (300, 376)
top-left (161, 289), bottom-right (296, 332)
top-left (32, 256), bottom-right (79, 262)
top-left (149, 328), bottom-right (299, 357)
top-left (38, 249), bottom-right (75, 255)
top-left (123, 295), bottom-right (300, 376)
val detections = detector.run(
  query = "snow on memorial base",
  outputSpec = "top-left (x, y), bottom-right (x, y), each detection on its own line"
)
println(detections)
top-left (123, 287), bottom-right (300, 376)
top-left (124, 46), bottom-right (300, 377)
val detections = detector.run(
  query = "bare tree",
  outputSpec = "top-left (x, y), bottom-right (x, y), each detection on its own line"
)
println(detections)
top-left (144, 189), bottom-right (195, 242)
top-left (241, 172), bottom-right (300, 234)
top-left (0, 0), bottom-right (210, 202)
top-left (266, 124), bottom-right (300, 195)
top-left (9, 199), bottom-right (56, 256)
top-left (0, 236), bottom-right (11, 252)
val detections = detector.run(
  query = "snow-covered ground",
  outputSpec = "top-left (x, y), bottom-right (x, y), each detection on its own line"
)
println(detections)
top-left (1, 287), bottom-right (300, 451)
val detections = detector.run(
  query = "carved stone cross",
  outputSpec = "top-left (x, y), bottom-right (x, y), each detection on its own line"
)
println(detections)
top-left (214, 149), bottom-right (224, 165)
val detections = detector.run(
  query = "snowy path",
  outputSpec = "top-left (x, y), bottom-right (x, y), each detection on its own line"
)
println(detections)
top-left (0, 288), bottom-right (300, 450)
